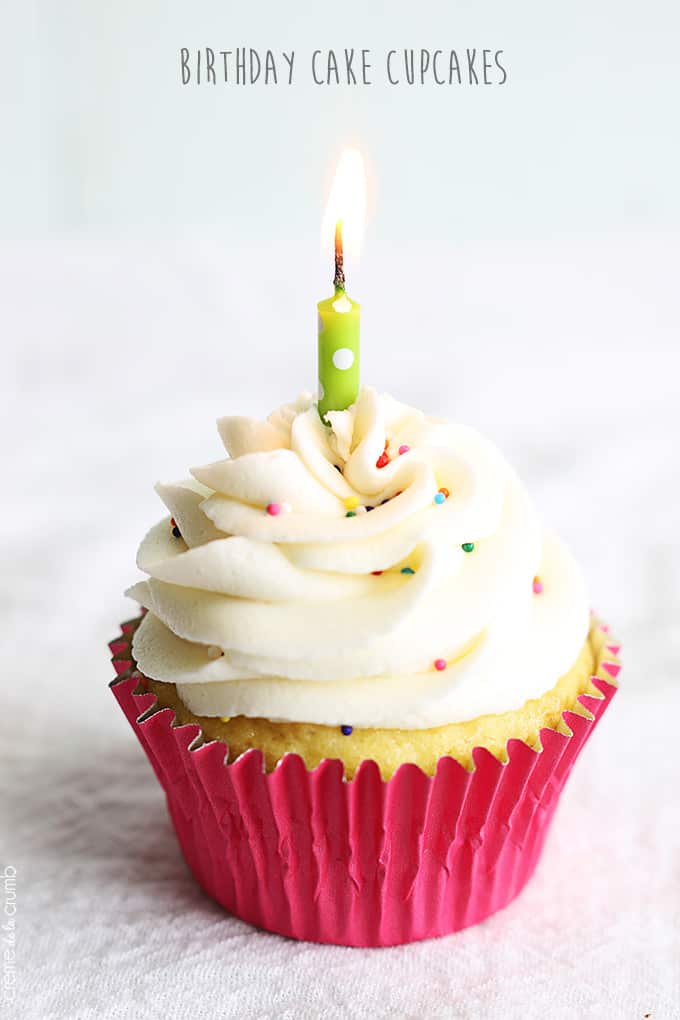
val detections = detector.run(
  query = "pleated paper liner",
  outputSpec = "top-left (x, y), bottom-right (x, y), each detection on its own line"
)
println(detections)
top-left (109, 615), bottom-right (619, 947)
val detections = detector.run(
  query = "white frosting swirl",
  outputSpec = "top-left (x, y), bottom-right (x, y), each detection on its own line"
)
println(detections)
top-left (128, 388), bottom-right (589, 728)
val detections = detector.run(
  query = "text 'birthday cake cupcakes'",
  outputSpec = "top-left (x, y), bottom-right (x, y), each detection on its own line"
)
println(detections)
top-left (110, 386), bottom-right (619, 946)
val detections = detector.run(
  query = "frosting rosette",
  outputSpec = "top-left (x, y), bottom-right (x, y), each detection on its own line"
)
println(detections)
top-left (128, 387), bottom-right (589, 728)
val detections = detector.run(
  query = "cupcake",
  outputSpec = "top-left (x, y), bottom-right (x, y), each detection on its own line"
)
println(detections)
top-left (111, 386), bottom-right (619, 946)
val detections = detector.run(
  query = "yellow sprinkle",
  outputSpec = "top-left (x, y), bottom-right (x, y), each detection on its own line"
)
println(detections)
top-left (220, 716), bottom-right (231, 724)
top-left (344, 496), bottom-right (360, 510)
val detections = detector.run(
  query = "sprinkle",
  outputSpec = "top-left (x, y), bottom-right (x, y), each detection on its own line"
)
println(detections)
top-left (438, 487), bottom-right (450, 499)
top-left (398, 444), bottom-right (410, 455)
top-left (532, 576), bottom-right (544, 595)
top-left (433, 492), bottom-right (446, 505)
top-left (365, 505), bottom-right (375, 512)
top-left (434, 658), bottom-right (447, 671)
top-left (376, 452), bottom-right (390, 469)
top-left (172, 526), bottom-right (182, 538)
top-left (266, 502), bottom-right (292, 516)
top-left (220, 716), bottom-right (231, 724)
top-left (401, 567), bottom-right (415, 574)
top-left (344, 496), bottom-right (359, 510)
top-left (346, 511), bottom-right (356, 518)
top-left (371, 570), bottom-right (383, 576)
top-left (461, 542), bottom-right (475, 553)
top-left (341, 725), bottom-right (353, 736)
top-left (207, 646), bottom-right (223, 660)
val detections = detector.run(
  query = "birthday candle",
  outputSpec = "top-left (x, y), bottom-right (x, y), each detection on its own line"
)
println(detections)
top-left (318, 149), bottom-right (365, 421)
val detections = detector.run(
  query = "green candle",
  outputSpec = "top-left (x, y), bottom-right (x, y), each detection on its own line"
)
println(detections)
top-left (318, 220), bottom-right (360, 420)
top-left (317, 149), bottom-right (365, 421)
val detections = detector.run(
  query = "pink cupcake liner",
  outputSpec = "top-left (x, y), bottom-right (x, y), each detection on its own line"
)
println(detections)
top-left (109, 616), bottom-right (618, 947)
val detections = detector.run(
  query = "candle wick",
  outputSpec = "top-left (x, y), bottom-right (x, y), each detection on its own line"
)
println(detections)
top-left (334, 220), bottom-right (345, 292)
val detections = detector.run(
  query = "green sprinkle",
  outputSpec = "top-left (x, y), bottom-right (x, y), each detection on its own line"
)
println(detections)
top-left (346, 511), bottom-right (356, 518)
top-left (401, 567), bottom-right (415, 574)
top-left (461, 542), bottom-right (475, 553)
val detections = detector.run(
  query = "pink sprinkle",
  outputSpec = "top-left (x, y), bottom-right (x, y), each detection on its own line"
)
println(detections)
top-left (532, 577), bottom-right (544, 595)
top-left (434, 658), bottom-right (447, 671)
top-left (266, 503), bottom-right (281, 516)
top-left (398, 445), bottom-right (410, 455)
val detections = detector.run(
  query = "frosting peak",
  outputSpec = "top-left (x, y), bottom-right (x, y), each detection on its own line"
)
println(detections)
top-left (128, 388), bottom-right (589, 728)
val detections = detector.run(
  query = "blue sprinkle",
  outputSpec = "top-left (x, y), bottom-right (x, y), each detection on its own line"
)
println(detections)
top-left (401, 567), bottom-right (415, 575)
top-left (433, 492), bottom-right (446, 505)
top-left (172, 526), bottom-right (182, 538)
top-left (340, 725), bottom-right (353, 736)
top-left (365, 505), bottom-right (374, 512)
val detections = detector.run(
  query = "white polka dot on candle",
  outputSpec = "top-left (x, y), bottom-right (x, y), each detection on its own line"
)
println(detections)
top-left (318, 381), bottom-right (325, 400)
top-left (332, 348), bottom-right (354, 370)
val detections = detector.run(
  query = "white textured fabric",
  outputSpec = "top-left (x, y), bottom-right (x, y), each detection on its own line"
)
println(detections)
top-left (2, 238), bottom-right (680, 1019)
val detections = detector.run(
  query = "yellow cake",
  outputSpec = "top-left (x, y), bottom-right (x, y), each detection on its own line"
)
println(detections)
top-left (133, 620), bottom-right (618, 779)
top-left (127, 387), bottom-right (601, 779)
top-left (116, 384), bottom-right (620, 947)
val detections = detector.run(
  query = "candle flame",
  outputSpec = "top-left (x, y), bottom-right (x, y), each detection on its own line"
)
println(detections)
top-left (322, 149), bottom-right (366, 260)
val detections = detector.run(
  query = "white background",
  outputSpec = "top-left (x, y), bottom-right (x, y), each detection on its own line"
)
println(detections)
top-left (2, 1), bottom-right (680, 1017)
top-left (4, 0), bottom-right (679, 244)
